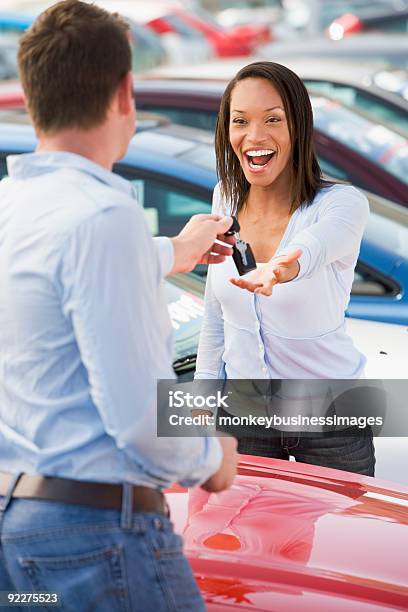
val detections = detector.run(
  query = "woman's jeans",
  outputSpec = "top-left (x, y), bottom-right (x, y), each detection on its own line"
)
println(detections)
top-left (0, 483), bottom-right (205, 612)
top-left (236, 427), bottom-right (376, 476)
top-left (217, 407), bottom-right (375, 476)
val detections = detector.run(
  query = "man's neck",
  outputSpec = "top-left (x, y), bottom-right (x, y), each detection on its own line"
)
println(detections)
top-left (36, 126), bottom-right (117, 171)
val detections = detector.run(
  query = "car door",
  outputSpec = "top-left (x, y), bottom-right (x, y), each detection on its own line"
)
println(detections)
top-left (115, 164), bottom-right (212, 237)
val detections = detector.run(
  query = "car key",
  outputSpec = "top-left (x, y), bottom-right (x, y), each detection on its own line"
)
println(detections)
top-left (225, 216), bottom-right (257, 276)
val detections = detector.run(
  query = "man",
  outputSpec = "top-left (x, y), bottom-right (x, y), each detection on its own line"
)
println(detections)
top-left (0, 2), bottom-right (238, 609)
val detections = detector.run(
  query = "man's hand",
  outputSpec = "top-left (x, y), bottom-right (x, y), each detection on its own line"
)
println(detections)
top-left (170, 214), bottom-right (235, 274)
top-left (230, 248), bottom-right (302, 296)
top-left (201, 436), bottom-right (238, 493)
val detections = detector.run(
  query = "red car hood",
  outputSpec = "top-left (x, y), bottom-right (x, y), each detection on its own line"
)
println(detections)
top-left (166, 456), bottom-right (408, 610)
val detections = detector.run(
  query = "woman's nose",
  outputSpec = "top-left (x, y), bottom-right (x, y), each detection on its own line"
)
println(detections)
top-left (245, 122), bottom-right (268, 143)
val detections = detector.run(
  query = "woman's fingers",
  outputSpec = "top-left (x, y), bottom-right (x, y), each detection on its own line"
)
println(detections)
top-left (258, 276), bottom-right (275, 295)
top-left (254, 286), bottom-right (273, 296)
top-left (229, 277), bottom-right (263, 292)
top-left (230, 265), bottom-right (279, 294)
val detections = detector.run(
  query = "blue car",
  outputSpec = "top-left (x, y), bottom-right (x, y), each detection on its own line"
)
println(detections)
top-left (0, 12), bottom-right (32, 33)
top-left (0, 120), bottom-right (407, 327)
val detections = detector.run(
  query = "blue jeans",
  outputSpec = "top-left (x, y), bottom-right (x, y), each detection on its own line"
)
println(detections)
top-left (236, 427), bottom-right (376, 476)
top-left (0, 482), bottom-right (205, 612)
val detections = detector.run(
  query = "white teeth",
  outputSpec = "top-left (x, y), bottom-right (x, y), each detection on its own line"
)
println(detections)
top-left (246, 149), bottom-right (275, 157)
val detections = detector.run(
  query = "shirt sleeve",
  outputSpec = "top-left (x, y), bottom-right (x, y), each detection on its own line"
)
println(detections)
top-left (153, 236), bottom-right (174, 278)
top-left (277, 186), bottom-right (370, 281)
top-left (60, 204), bottom-right (221, 488)
top-left (195, 184), bottom-right (226, 380)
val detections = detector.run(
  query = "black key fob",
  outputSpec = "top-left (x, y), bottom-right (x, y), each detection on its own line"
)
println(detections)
top-left (233, 239), bottom-right (257, 276)
top-left (224, 216), bottom-right (257, 276)
top-left (225, 215), bottom-right (240, 236)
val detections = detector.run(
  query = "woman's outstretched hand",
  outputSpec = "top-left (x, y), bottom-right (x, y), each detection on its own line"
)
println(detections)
top-left (230, 248), bottom-right (302, 296)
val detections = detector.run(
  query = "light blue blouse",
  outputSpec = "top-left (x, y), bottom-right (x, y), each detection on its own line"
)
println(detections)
top-left (195, 183), bottom-right (370, 380)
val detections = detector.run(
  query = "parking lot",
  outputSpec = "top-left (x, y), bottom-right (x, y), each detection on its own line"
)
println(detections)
top-left (0, 1), bottom-right (407, 610)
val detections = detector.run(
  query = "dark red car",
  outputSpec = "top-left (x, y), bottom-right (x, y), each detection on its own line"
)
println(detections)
top-left (1, 77), bottom-right (407, 206)
top-left (175, 9), bottom-right (271, 57)
top-left (132, 78), bottom-right (408, 207)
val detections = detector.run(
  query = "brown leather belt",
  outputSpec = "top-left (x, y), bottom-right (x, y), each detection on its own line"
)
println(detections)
top-left (0, 472), bottom-right (169, 516)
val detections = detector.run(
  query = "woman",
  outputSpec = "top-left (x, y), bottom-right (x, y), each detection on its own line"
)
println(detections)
top-left (195, 61), bottom-right (375, 476)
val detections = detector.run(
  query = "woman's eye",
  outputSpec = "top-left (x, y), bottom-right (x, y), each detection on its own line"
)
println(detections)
top-left (232, 118), bottom-right (246, 125)
top-left (267, 117), bottom-right (281, 123)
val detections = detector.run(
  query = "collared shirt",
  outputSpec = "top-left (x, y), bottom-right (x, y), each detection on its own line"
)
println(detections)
top-left (0, 152), bottom-right (221, 488)
top-left (195, 183), bottom-right (369, 381)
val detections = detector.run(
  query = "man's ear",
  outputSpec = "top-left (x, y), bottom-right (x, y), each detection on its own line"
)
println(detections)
top-left (117, 71), bottom-right (134, 116)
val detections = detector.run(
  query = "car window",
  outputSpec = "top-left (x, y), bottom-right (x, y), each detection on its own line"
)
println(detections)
top-left (364, 14), bottom-right (408, 33)
top-left (352, 263), bottom-right (399, 296)
top-left (117, 170), bottom-right (211, 236)
top-left (137, 104), bottom-right (218, 132)
top-left (305, 81), bottom-right (408, 133)
top-left (311, 96), bottom-right (408, 186)
top-left (320, 0), bottom-right (407, 28)
top-left (165, 14), bottom-right (208, 39)
top-left (317, 156), bottom-right (349, 181)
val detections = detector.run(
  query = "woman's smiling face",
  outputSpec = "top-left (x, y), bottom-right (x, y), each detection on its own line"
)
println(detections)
top-left (229, 77), bottom-right (292, 189)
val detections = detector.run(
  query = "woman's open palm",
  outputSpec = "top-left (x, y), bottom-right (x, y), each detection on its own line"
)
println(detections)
top-left (230, 248), bottom-right (302, 296)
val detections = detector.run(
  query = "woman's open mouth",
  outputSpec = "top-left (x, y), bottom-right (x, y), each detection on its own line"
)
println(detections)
top-left (244, 149), bottom-right (276, 172)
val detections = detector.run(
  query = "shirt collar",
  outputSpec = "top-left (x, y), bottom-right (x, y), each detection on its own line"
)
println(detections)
top-left (6, 151), bottom-right (133, 198)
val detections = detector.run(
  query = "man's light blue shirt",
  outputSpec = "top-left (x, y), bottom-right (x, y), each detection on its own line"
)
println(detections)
top-left (0, 151), bottom-right (221, 488)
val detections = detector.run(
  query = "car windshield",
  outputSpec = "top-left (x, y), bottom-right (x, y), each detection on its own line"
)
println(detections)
top-left (305, 79), bottom-right (408, 134)
top-left (311, 96), bottom-right (408, 186)
top-left (165, 14), bottom-right (207, 39)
